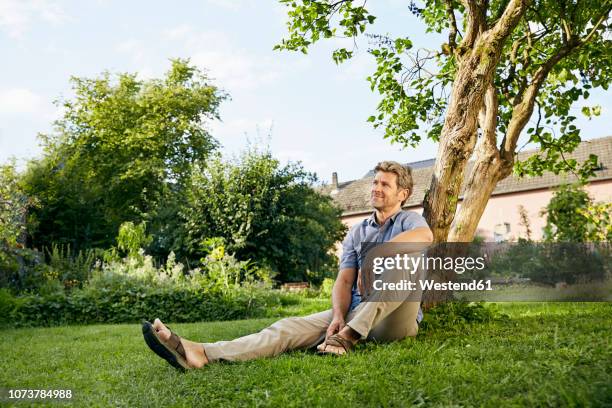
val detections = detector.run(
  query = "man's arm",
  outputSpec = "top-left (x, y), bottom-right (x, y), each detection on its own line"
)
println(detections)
top-left (361, 226), bottom-right (434, 264)
top-left (390, 226), bottom-right (434, 243)
top-left (327, 267), bottom-right (357, 339)
top-left (358, 226), bottom-right (434, 296)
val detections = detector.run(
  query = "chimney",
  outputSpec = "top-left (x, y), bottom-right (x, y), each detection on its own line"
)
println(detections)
top-left (331, 172), bottom-right (339, 194)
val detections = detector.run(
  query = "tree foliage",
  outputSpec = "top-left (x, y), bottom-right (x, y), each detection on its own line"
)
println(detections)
top-left (542, 183), bottom-right (611, 242)
top-left (578, 202), bottom-right (612, 242)
top-left (277, 0), bottom-right (609, 177)
top-left (0, 163), bottom-right (35, 285)
top-left (180, 148), bottom-right (347, 283)
top-left (276, 0), bottom-right (611, 242)
top-left (22, 59), bottom-right (225, 251)
top-left (0, 162), bottom-right (30, 248)
top-left (117, 221), bottom-right (153, 259)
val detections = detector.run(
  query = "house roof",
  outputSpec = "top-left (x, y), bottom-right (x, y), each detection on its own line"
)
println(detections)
top-left (362, 158), bottom-right (436, 177)
top-left (322, 135), bottom-right (612, 215)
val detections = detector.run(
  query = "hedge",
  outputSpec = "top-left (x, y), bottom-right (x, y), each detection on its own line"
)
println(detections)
top-left (0, 285), bottom-right (283, 328)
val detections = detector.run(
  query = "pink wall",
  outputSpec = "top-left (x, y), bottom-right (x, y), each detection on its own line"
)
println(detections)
top-left (337, 179), bottom-right (612, 252)
top-left (469, 179), bottom-right (612, 241)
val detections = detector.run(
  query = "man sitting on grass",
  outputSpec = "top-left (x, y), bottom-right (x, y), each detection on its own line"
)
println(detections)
top-left (142, 160), bottom-right (434, 369)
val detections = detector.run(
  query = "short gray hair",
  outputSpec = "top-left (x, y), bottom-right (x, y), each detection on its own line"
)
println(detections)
top-left (374, 161), bottom-right (413, 205)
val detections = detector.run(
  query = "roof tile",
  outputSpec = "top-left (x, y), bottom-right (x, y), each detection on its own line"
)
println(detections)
top-left (324, 135), bottom-right (612, 215)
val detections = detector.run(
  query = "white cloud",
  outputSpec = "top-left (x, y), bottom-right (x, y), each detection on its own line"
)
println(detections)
top-left (161, 24), bottom-right (194, 41)
top-left (113, 24), bottom-right (310, 93)
top-left (191, 50), bottom-right (282, 91)
top-left (161, 25), bottom-right (233, 51)
top-left (0, 0), bottom-right (67, 38)
top-left (276, 148), bottom-right (329, 177)
top-left (160, 24), bottom-right (301, 92)
top-left (0, 88), bottom-right (45, 115)
top-left (116, 38), bottom-right (139, 53)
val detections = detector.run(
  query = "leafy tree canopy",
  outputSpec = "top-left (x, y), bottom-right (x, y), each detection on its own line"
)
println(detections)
top-left (276, 0), bottom-right (610, 180)
top-left (23, 59), bottom-right (225, 251)
top-left (180, 147), bottom-right (347, 283)
top-left (276, 0), bottom-right (610, 245)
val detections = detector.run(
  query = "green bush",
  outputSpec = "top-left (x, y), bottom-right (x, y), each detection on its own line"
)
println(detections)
top-left (2, 276), bottom-right (282, 328)
top-left (117, 221), bottom-right (152, 259)
top-left (487, 241), bottom-right (608, 285)
top-left (44, 244), bottom-right (102, 289)
top-left (0, 288), bottom-right (21, 326)
top-left (541, 183), bottom-right (610, 242)
top-left (180, 148), bottom-right (347, 283)
top-left (0, 246), bottom-right (49, 293)
top-left (0, 244), bottom-right (103, 294)
top-left (1, 246), bottom-right (285, 327)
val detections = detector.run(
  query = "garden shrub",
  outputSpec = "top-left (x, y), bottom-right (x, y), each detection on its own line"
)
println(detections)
top-left (3, 279), bottom-right (282, 328)
top-left (1, 247), bottom-right (284, 327)
top-left (487, 241), bottom-right (608, 285)
top-left (180, 149), bottom-right (346, 283)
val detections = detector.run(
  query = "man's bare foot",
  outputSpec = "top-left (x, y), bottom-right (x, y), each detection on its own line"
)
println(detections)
top-left (152, 318), bottom-right (209, 368)
top-left (317, 326), bottom-right (361, 355)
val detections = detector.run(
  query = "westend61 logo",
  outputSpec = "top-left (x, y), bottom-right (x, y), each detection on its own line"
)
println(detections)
top-left (359, 242), bottom-right (611, 302)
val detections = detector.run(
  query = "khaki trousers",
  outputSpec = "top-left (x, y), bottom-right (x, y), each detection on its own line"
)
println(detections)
top-left (202, 300), bottom-right (421, 362)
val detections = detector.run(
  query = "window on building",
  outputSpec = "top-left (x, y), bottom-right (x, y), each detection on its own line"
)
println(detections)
top-left (494, 222), bottom-right (511, 242)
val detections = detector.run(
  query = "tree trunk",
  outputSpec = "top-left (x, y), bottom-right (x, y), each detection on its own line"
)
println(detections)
top-left (422, 0), bottom-right (530, 242)
top-left (420, 0), bottom-right (530, 308)
top-left (421, 56), bottom-right (488, 242)
top-left (449, 86), bottom-right (513, 241)
top-left (448, 139), bottom-right (513, 242)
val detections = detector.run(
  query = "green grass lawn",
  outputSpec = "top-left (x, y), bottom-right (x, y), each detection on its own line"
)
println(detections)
top-left (1, 302), bottom-right (611, 407)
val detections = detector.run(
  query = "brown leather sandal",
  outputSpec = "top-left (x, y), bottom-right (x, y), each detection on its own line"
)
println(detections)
top-left (317, 334), bottom-right (355, 355)
top-left (142, 320), bottom-right (190, 371)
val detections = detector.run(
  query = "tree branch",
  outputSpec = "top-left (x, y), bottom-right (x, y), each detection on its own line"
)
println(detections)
top-left (479, 85), bottom-right (499, 150)
top-left (559, 1), bottom-right (572, 44)
top-left (489, 0), bottom-right (530, 45)
top-left (579, 6), bottom-right (611, 45)
top-left (445, 0), bottom-right (459, 50)
top-left (460, 0), bottom-right (486, 49)
top-left (503, 3), bottom-right (611, 158)
top-left (502, 42), bottom-right (578, 160)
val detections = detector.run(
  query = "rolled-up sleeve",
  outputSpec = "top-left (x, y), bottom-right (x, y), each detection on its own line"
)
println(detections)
top-left (339, 227), bottom-right (358, 270)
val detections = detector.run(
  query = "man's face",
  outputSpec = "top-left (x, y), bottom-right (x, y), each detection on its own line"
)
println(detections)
top-left (370, 171), bottom-right (408, 211)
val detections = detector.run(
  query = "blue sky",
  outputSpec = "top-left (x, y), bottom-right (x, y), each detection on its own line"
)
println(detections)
top-left (0, 0), bottom-right (609, 183)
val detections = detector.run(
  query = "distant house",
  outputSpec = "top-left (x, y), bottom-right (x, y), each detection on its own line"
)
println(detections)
top-left (323, 135), bottom-right (612, 242)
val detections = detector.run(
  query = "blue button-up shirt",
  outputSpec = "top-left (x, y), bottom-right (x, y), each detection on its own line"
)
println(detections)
top-left (339, 209), bottom-right (429, 323)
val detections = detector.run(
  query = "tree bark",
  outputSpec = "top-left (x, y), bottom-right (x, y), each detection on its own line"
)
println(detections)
top-left (449, 86), bottom-right (511, 241)
top-left (421, 44), bottom-right (490, 242)
top-left (448, 143), bottom-right (513, 242)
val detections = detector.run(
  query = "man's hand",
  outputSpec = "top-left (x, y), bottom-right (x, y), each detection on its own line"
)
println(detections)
top-left (326, 315), bottom-right (346, 340)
